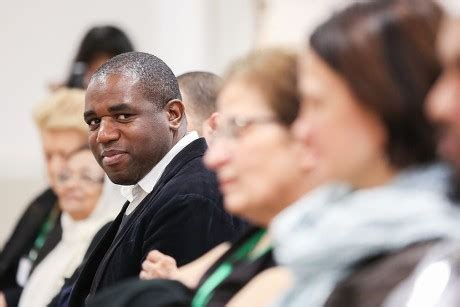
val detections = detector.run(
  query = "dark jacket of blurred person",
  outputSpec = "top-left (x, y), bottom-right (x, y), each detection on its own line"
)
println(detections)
top-left (0, 89), bottom-right (89, 306)
top-left (325, 241), bottom-right (438, 307)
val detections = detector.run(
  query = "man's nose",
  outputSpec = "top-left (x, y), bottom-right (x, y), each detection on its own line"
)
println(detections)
top-left (96, 118), bottom-right (120, 144)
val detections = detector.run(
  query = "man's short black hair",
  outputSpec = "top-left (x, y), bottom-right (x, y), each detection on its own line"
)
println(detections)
top-left (91, 51), bottom-right (181, 109)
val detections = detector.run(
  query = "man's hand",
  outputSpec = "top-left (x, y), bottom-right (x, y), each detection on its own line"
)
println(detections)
top-left (140, 250), bottom-right (179, 280)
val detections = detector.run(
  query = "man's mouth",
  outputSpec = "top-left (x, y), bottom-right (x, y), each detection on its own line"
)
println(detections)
top-left (101, 149), bottom-right (127, 167)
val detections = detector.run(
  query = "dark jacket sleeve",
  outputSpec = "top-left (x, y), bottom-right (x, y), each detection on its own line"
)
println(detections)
top-left (3, 287), bottom-right (22, 307)
top-left (87, 278), bottom-right (192, 307)
top-left (325, 240), bottom-right (437, 307)
top-left (142, 194), bottom-right (239, 267)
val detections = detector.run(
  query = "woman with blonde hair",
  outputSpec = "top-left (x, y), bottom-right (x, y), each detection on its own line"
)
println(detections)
top-left (0, 89), bottom-right (89, 306)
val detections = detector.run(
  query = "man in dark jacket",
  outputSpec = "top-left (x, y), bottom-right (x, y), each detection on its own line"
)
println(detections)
top-left (68, 52), bottom-right (246, 306)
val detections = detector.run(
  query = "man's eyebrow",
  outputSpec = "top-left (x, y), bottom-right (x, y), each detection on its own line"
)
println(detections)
top-left (83, 110), bottom-right (96, 120)
top-left (83, 103), bottom-right (133, 120)
top-left (108, 103), bottom-right (133, 113)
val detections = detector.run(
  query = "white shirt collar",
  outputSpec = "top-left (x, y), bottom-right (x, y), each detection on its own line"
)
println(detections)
top-left (120, 131), bottom-right (200, 204)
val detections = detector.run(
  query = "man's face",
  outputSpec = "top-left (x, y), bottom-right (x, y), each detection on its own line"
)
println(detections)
top-left (41, 129), bottom-right (87, 190)
top-left (84, 74), bottom-right (173, 185)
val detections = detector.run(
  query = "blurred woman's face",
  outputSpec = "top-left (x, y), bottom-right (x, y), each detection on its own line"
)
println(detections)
top-left (426, 18), bottom-right (460, 176)
top-left (204, 79), bottom-right (310, 226)
top-left (41, 129), bottom-right (88, 190)
top-left (56, 150), bottom-right (104, 220)
top-left (293, 50), bottom-right (393, 188)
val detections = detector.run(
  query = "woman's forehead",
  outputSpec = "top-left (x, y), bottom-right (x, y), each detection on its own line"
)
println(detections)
top-left (218, 80), bottom-right (272, 114)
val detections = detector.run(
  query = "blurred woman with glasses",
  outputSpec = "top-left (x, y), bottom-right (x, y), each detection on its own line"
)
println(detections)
top-left (17, 147), bottom-right (117, 307)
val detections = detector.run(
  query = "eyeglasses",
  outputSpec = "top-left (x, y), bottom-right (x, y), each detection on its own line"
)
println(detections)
top-left (57, 171), bottom-right (104, 186)
top-left (214, 116), bottom-right (279, 139)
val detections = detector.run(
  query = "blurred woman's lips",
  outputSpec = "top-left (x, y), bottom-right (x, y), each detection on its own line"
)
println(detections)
top-left (438, 132), bottom-right (460, 162)
top-left (218, 177), bottom-right (236, 192)
top-left (62, 195), bottom-right (83, 203)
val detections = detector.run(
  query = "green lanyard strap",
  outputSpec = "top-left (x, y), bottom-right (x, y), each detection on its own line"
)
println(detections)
top-left (191, 229), bottom-right (268, 307)
top-left (27, 205), bottom-right (59, 262)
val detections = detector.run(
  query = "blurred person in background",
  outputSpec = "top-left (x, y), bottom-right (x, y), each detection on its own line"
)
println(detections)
top-left (267, 0), bottom-right (460, 306)
top-left (177, 72), bottom-right (221, 142)
top-left (51, 25), bottom-right (134, 90)
top-left (17, 147), bottom-right (117, 307)
top-left (383, 16), bottom-right (460, 307)
top-left (86, 49), bottom-right (317, 307)
top-left (0, 89), bottom-right (88, 307)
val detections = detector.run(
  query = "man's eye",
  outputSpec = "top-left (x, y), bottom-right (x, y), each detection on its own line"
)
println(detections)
top-left (117, 114), bottom-right (130, 120)
top-left (88, 119), bottom-right (100, 127)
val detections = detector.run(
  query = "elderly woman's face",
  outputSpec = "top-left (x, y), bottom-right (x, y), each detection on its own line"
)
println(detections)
top-left (41, 129), bottom-right (88, 190)
top-left (55, 150), bottom-right (104, 220)
top-left (204, 79), bottom-right (309, 226)
top-left (293, 50), bottom-right (390, 188)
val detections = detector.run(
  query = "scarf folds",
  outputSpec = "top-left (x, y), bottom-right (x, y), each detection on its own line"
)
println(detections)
top-left (270, 164), bottom-right (460, 307)
top-left (18, 197), bottom-right (118, 307)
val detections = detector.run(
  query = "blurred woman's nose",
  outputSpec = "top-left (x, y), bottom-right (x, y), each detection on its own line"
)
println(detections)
top-left (49, 155), bottom-right (66, 180)
top-left (426, 73), bottom-right (460, 125)
top-left (204, 138), bottom-right (232, 171)
top-left (291, 108), bottom-right (312, 145)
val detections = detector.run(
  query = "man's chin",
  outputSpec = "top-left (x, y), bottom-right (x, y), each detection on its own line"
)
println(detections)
top-left (106, 172), bottom-right (138, 186)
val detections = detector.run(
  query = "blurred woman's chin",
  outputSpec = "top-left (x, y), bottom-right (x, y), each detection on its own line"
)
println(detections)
top-left (223, 194), bottom-right (248, 216)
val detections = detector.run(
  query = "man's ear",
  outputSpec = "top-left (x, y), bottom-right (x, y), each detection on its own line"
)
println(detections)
top-left (165, 99), bottom-right (185, 131)
top-left (202, 112), bottom-right (219, 142)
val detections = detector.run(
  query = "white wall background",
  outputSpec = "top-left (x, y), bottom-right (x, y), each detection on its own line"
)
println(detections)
top-left (0, 0), bottom-right (256, 245)
top-left (1, 0), bottom-right (459, 246)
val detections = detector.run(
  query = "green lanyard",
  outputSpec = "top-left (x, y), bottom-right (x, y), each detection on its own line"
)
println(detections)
top-left (27, 205), bottom-right (59, 262)
top-left (191, 229), bottom-right (269, 307)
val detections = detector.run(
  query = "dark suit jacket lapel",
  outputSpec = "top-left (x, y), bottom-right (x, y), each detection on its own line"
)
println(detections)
top-left (88, 190), bottom-right (157, 295)
top-left (159, 137), bottom-right (208, 184)
top-left (69, 201), bottom-right (129, 307)
top-left (85, 201), bottom-right (129, 296)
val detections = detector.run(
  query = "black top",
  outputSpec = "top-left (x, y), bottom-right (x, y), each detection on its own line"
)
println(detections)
top-left (69, 138), bottom-right (247, 307)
